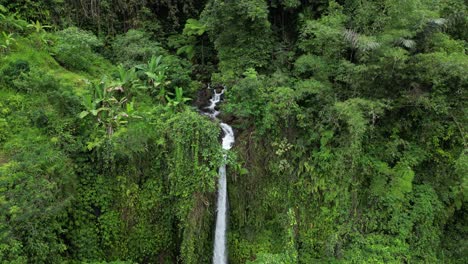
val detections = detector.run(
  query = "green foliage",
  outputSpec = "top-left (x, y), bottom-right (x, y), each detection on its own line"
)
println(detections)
top-left (52, 27), bottom-right (104, 72)
top-left (334, 98), bottom-right (386, 151)
top-left (166, 87), bottom-right (191, 112)
top-left (11, 67), bottom-right (61, 93)
top-left (0, 8), bottom-right (28, 33)
top-left (298, 2), bottom-right (347, 60)
top-left (294, 54), bottom-right (330, 81)
top-left (157, 54), bottom-right (194, 92)
top-left (224, 68), bottom-right (265, 120)
top-left (79, 78), bottom-right (141, 138)
top-left (113, 30), bottom-right (194, 92)
top-left (0, 131), bottom-right (75, 263)
top-left (112, 30), bottom-right (165, 69)
top-left (183, 19), bottom-right (206, 37)
top-left (202, 0), bottom-right (274, 74)
top-left (0, 59), bottom-right (29, 85)
top-left (0, 26), bottom-right (223, 262)
top-left (134, 55), bottom-right (170, 101)
top-left (218, 1), bottom-right (467, 263)
top-left (27, 20), bottom-right (50, 33)
top-left (164, 110), bottom-right (222, 263)
top-left (0, 31), bottom-right (15, 52)
top-left (0, 0), bottom-right (466, 263)
top-left (0, 0), bottom-right (51, 22)
top-left (177, 19), bottom-right (207, 61)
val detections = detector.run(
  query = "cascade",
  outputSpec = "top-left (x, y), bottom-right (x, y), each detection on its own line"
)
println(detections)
top-left (201, 86), bottom-right (234, 264)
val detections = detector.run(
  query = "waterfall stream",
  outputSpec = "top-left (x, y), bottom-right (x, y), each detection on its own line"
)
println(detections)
top-left (201, 86), bottom-right (233, 264)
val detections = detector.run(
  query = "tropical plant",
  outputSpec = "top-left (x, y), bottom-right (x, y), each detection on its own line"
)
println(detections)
top-left (201, 0), bottom-right (274, 73)
top-left (135, 55), bottom-right (172, 101)
top-left (111, 64), bottom-right (140, 96)
top-left (0, 11), bottom-right (27, 32)
top-left (27, 20), bottom-right (51, 33)
top-left (177, 19), bottom-right (207, 61)
top-left (166, 87), bottom-right (191, 112)
top-left (343, 29), bottom-right (380, 53)
top-left (0, 31), bottom-right (15, 52)
top-left (79, 79), bottom-right (140, 137)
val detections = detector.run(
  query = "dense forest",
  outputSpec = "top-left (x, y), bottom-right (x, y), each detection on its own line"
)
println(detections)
top-left (0, 0), bottom-right (467, 263)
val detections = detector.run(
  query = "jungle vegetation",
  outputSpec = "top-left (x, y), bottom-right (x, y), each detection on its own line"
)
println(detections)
top-left (0, 0), bottom-right (466, 263)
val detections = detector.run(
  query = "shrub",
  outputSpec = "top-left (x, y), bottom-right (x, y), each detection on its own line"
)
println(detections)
top-left (0, 132), bottom-right (75, 263)
top-left (0, 59), bottom-right (30, 86)
top-left (48, 89), bottom-right (82, 116)
top-left (11, 67), bottom-right (60, 93)
top-left (161, 54), bottom-right (192, 91)
top-left (0, 117), bottom-right (8, 142)
top-left (112, 29), bottom-right (165, 68)
top-left (52, 27), bottom-right (103, 71)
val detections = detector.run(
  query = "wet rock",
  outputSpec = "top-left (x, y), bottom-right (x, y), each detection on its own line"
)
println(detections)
top-left (214, 84), bottom-right (224, 94)
top-left (218, 112), bottom-right (236, 124)
top-left (194, 87), bottom-right (212, 109)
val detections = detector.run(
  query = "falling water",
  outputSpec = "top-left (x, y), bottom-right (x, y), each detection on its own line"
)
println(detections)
top-left (201, 86), bottom-right (234, 264)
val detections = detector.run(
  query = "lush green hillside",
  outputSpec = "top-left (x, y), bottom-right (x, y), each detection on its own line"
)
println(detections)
top-left (0, 1), bottom-right (466, 263)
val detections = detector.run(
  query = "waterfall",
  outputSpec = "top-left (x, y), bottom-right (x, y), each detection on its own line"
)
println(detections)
top-left (201, 86), bottom-right (234, 264)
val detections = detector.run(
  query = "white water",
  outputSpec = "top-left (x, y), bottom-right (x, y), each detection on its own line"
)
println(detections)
top-left (202, 86), bottom-right (234, 264)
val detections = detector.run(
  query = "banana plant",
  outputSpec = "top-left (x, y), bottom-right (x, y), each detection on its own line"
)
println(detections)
top-left (0, 32), bottom-right (16, 52)
top-left (166, 87), bottom-right (191, 112)
top-left (135, 55), bottom-right (171, 101)
top-left (147, 55), bottom-right (163, 73)
top-left (79, 79), bottom-right (141, 136)
top-left (109, 64), bottom-right (141, 96)
top-left (79, 80), bottom-right (108, 119)
top-left (27, 20), bottom-right (52, 46)
top-left (27, 20), bottom-right (51, 33)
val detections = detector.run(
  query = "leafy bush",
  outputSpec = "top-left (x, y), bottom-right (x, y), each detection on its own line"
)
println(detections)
top-left (11, 67), bottom-right (60, 93)
top-left (160, 54), bottom-right (192, 92)
top-left (0, 8), bottom-right (28, 33)
top-left (112, 30), bottom-right (193, 92)
top-left (47, 89), bottom-right (82, 116)
top-left (52, 27), bottom-right (103, 71)
top-left (112, 30), bottom-right (165, 68)
top-left (0, 59), bottom-right (29, 86)
top-left (294, 54), bottom-right (330, 81)
top-left (0, 31), bottom-right (17, 53)
top-left (224, 68), bottom-right (266, 120)
top-left (201, 0), bottom-right (274, 74)
top-left (0, 117), bottom-right (8, 142)
top-left (0, 131), bottom-right (76, 263)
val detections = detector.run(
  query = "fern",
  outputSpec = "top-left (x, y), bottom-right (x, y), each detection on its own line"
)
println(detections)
top-left (343, 29), bottom-right (380, 52)
top-left (421, 18), bottom-right (448, 37)
top-left (395, 38), bottom-right (416, 49)
top-left (183, 19), bottom-right (206, 36)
